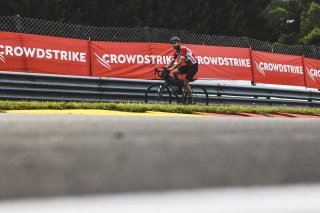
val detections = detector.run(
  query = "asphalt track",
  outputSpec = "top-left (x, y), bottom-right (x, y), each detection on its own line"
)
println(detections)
top-left (1, 112), bottom-right (320, 200)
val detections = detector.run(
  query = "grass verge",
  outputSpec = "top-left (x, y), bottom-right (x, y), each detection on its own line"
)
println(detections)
top-left (1, 100), bottom-right (320, 115)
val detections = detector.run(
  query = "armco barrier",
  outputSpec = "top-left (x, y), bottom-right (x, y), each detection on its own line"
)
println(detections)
top-left (0, 71), bottom-right (320, 107)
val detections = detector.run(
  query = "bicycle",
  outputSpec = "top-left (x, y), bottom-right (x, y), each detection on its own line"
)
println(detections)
top-left (145, 68), bottom-right (209, 105)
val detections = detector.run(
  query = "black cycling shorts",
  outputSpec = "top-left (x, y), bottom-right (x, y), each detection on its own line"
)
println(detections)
top-left (178, 63), bottom-right (198, 81)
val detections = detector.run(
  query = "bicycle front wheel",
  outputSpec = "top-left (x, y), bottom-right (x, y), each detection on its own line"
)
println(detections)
top-left (145, 83), bottom-right (172, 104)
top-left (191, 85), bottom-right (209, 105)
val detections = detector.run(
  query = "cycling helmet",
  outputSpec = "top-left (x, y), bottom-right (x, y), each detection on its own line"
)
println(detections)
top-left (170, 36), bottom-right (181, 44)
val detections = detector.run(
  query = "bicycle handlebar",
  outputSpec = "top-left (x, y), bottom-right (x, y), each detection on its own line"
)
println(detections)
top-left (154, 67), bottom-right (168, 78)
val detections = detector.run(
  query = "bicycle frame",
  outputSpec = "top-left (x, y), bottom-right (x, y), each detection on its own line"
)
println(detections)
top-left (145, 68), bottom-right (209, 105)
top-left (157, 79), bottom-right (189, 104)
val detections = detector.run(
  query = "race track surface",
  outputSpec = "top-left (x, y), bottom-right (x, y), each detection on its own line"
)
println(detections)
top-left (1, 113), bottom-right (320, 199)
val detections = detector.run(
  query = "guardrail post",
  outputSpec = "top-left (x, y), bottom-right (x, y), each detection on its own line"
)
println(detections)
top-left (88, 37), bottom-right (92, 77)
top-left (248, 42), bottom-right (256, 86)
top-left (302, 57), bottom-right (308, 88)
top-left (308, 91), bottom-right (313, 107)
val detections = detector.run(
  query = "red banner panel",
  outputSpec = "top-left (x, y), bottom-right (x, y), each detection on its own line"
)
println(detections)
top-left (192, 45), bottom-right (252, 80)
top-left (251, 51), bottom-right (305, 87)
top-left (0, 31), bottom-right (90, 76)
top-left (303, 58), bottom-right (320, 89)
top-left (91, 41), bottom-right (253, 80)
top-left (91, 41), bottom-right (172, 79)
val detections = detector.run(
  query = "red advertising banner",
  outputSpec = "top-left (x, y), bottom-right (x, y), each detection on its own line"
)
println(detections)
top-left (191, 45), bottom-right (252, 80)
top-left (91, 41), bottom-right (172, 79)
top-left (303, 58), bottom-right (320, 89)
top-left (251, 51), bottom-right (305, 87)
top-left (0, 31), bottom-right (90, 76)
top-left (91, 41), bottom-right (253, 80)
top-left (1, 31), bottom-right (316, 89)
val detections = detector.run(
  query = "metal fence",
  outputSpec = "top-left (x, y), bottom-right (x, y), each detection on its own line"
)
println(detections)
top-left (1, 15), bottom-right (319, 60)
top-left (0, 71), bottom-right (320, 107)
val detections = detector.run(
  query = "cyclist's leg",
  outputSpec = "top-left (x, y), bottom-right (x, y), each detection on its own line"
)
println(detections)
top-left (173, 69), bottom-right (180, 81)
top-left (174, 65), bottom-right (188, 93)
top-left (185, 64), bottom-right (199, 100)
top-left (183, 79), bottom-right (192, 98)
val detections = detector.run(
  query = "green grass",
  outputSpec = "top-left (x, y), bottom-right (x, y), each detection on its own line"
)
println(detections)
top-left (1, 100), bottom-right (320, 115)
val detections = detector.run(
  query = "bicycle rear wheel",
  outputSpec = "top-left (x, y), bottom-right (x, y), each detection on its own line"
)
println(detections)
top-left (145, 83), bottom-right (172, 104)
top-left (190, 85), bottom-right (209, 105)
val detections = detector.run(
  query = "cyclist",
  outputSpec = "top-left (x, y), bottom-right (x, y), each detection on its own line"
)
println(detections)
top-left (165, 36), bottom-right (199, 104)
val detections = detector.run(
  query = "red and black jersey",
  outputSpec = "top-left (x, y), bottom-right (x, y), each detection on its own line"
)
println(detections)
top-left (173, 46), bottom-right (198, 66)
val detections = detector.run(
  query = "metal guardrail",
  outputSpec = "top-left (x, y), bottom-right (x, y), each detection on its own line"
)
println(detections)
top-left (0, 71), bottom-right (320, 107)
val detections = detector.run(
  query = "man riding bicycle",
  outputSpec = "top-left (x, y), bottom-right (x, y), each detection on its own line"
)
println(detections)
top-left (165, 36), bottom-right (199, 104)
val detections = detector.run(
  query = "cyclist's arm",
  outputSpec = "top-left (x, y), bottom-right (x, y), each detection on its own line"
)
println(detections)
top-left (166, 59), bottom-right (175, 69)
top-left (168, 57), bottom-right (184, 71)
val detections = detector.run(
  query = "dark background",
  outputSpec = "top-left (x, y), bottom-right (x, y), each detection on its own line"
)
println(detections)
top-left (1, 0), bottom-right (320, 45)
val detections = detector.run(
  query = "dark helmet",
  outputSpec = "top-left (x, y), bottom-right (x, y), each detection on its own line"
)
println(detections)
top-left (170, 36), bottom-right (181, 44)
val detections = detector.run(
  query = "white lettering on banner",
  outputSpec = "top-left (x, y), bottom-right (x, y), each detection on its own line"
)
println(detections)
top-left (97, 53), bottom-right (173, 70)
top-left (102, 54), bottom-right (172, 65)
top-left (138, 55), bottom-right (144, 64)
top-left (310, 69), bottom-right (320, 77)
top-left (118, 54), bottom-right (126, 64)
top-left (14, 47), bottom-right (24, 57)
top-left (45, 49), bottom-right (52, 59)
top-left (37, 49), bottom-right (45, 58)
top-left (0, 44), bottom-right (87, 63)
top-left (196, 56), bottom-right (251, 68)
top-left (96, 53), bottom-right (251, 71)
top-left (25, 47), bottom-right (36, 57)
top-left (307, 68), bottom-right (320, 82)
top-left (4, 45), bottom-right (13, 56)
top-left (255, 61), bottom-right (303, 77)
